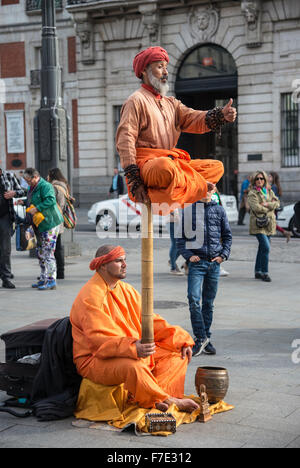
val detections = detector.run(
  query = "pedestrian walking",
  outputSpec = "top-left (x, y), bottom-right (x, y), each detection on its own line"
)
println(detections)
top-left (109, 167), bottom-right (124, 198)
top-left (23, 168), bottom-right (63, 290)
top-left (238, 175), bottom-right (250, 225)
top-left (176, 188), bottom-right (232, 356)
top-left (47, 168), bottom-right (70, 280)
top-left (268, 172), bottom-right (291, 242)
top-left (247, 171), bottom-right (280, 282)
top-left (0, 168), bottom-right (25, 288)
top-left (167, 209), bottom-right (183, 276)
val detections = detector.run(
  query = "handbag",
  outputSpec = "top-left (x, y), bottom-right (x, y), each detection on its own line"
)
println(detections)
top-left (16, 223), bottom-right (37, 251)
top-left (255, 214), bottom-right (270, 228)
top-left (56, 186), bottom-right (77, 229)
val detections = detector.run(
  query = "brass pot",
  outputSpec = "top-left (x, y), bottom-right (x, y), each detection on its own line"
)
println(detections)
top-left (195, 366), bottom-right (229, 404)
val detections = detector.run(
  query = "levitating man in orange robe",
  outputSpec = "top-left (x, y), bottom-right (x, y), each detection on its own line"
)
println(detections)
top-left (70, 245), bottom-right (199, 413)
top-left (116, 46), bottom-right (237, 214)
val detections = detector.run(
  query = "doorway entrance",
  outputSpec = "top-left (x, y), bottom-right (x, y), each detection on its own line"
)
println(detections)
top-left (175, 44), bottom-right (238, 196)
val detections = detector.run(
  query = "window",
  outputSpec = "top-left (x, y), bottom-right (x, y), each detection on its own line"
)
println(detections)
top-left (113, 105), bottom-right (122, 170)
top-left (281, 93), bottom-right (300, 167)
top-left (177, 44), bottom-right (237, 80)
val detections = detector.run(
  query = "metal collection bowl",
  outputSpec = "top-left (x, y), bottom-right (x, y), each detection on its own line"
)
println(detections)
top-left (195, 366), bottom-right (229, 404)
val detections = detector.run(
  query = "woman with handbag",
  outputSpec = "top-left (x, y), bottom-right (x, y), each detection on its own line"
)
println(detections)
top-left (23, 168), bottom-right (64, 290)
top-left (247, 171), bottom-right (280, 282)
top-left (47, 168), bottom-right (70, 280)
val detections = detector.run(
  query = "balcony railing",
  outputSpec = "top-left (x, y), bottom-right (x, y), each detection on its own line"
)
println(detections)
top-left (26, 0), bottom-right (63, 13)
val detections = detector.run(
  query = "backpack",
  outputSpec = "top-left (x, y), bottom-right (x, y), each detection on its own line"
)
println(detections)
top-left (56, 185), bottom-right (77, 229)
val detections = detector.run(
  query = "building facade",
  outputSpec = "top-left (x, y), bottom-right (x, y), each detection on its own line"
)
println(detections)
top-left (1, 0), bottom-right (300, 205)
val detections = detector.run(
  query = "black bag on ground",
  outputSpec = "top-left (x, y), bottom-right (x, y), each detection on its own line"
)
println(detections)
top-left (1, 318), bottom-right (58, 362)
top-left (0, 319), bottom-right (58, 404)
top-left (0, 362), bottom-right (37, 400)
top-left (0, 317), bottom-right (81, 421)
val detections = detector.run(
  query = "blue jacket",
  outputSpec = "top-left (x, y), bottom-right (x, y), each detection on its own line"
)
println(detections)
top-left (176, 201), bottom-right (232, 261)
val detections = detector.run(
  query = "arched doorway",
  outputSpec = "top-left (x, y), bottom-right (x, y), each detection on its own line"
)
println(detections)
top-left (175, 44), bottom-right (238, 196)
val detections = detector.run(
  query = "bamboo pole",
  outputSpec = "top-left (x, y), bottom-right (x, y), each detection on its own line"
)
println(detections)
top-left (141, 200), bottom-right (154, 344)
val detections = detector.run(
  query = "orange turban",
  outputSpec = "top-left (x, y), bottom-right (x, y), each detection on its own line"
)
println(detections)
top-left (133, 46), bottom-right (169, 79)
top-left (89, 246), bottom-right (126, 271)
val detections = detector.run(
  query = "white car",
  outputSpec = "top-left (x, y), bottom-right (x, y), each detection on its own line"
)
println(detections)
top-left (88, 193), bottom-right (239, 232)
top-left (277, 203), bottom-right (300, 238)
top-left (88, 194), bottom-right (166, 233)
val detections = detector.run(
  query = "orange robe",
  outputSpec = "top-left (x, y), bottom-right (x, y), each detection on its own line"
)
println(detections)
top-left (116, 86), bottom-right (224, 213)
top-left (70, 272), bottom-right (194, 409)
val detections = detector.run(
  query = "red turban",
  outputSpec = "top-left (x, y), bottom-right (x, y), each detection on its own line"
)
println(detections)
top-left (133, 46), bottom-right (169, 79)
top-left (90, 246), bottom-right (126, 271)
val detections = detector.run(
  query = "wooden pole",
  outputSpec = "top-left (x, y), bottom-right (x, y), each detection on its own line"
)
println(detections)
top-left (141, 200), bottom-right (154, 344)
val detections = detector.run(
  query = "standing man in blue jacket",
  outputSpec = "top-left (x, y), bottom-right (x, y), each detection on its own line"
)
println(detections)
top-left (176, 189), bottom-right (232, 356)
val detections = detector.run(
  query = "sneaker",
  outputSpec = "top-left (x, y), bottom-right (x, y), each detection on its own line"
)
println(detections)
top-left (220, 268), bottom-right (229, 277)
top-left (38, 280), bottom-right (57, 290)
top-left (255, 272), bottom-right (263, 279)
top-left (32, 280), bottom-right (46, 289)
top-left (170, 269), bottom-right (184, 276)
top-left (261, 274), bottom-right (271, 282)
top-left (192, 337), bottom-right (210, 357)
top-left (203, 342), bottom-right (216, 355)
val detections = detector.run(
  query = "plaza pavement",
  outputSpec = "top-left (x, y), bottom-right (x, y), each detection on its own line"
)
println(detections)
top-left (0, 211), bottom-right (299, 448)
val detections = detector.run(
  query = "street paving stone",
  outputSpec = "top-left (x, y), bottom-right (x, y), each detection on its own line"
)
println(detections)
top-left (0, 222), bottom-right (299, 449)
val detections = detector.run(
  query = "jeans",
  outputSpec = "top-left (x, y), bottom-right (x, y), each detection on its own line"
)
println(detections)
top-left (187, 260), bottom-right (220, 341)
top-left (167, 222), bottom-right (180, 270)
top-left (255, 234), bottom-right (270, 274)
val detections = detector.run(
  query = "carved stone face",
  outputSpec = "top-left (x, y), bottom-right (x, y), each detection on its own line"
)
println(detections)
top-left (243, 1), bottom-right (258, 24)
top-left (196, 12), bottom-right (210, 30)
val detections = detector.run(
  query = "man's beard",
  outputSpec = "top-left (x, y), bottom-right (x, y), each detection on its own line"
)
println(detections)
top-left (147, 67), bottom-right (169, 97)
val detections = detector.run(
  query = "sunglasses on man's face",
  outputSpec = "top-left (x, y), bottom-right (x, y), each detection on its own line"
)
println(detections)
top-left (255, 177), bottom-right (265, 181)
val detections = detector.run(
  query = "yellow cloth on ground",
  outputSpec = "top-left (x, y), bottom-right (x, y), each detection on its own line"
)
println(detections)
top-left (74, 378), bottom-right (234, 436)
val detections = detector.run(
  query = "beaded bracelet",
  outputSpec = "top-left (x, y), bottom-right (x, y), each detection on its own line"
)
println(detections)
top-left (124, 164), bottom-right (146, 197)
top-left (205, 106), bottom-right (226, 138)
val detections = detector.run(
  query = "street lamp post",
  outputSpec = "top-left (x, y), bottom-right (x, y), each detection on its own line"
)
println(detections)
top-left (34, 0), bottom-right (69, 178)
top-left (34, 0), bottom-right (80, 257)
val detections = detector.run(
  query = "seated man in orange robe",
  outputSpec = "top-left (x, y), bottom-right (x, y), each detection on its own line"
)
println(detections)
top-left (116, 46), bottom-right (237, 214)
top-left (70, 245), bottom-right (199, 413)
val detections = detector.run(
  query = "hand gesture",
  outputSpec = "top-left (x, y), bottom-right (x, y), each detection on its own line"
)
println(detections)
top-left (189, 255), bottom-right (200, 263)
top-left (222, 98), bottom-right (237, 123)
top-left (133, 184), bottom-right (150, 204)
top-left (207, 181), bottom-right (215, 192)
top-left (4, 190), bottom-right (16, 200)
top-left (211, 256), bottom-right (223, 264)
top-left (135, 340), bottom-right (156, 358)
top-left (181, 346), bottom-right (192, 364)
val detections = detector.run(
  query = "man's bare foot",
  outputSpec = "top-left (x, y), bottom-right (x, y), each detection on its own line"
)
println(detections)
top-left (166, 397), bottom-right (199, 413)
top-left (155, 401), bottom-right (169, 412)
